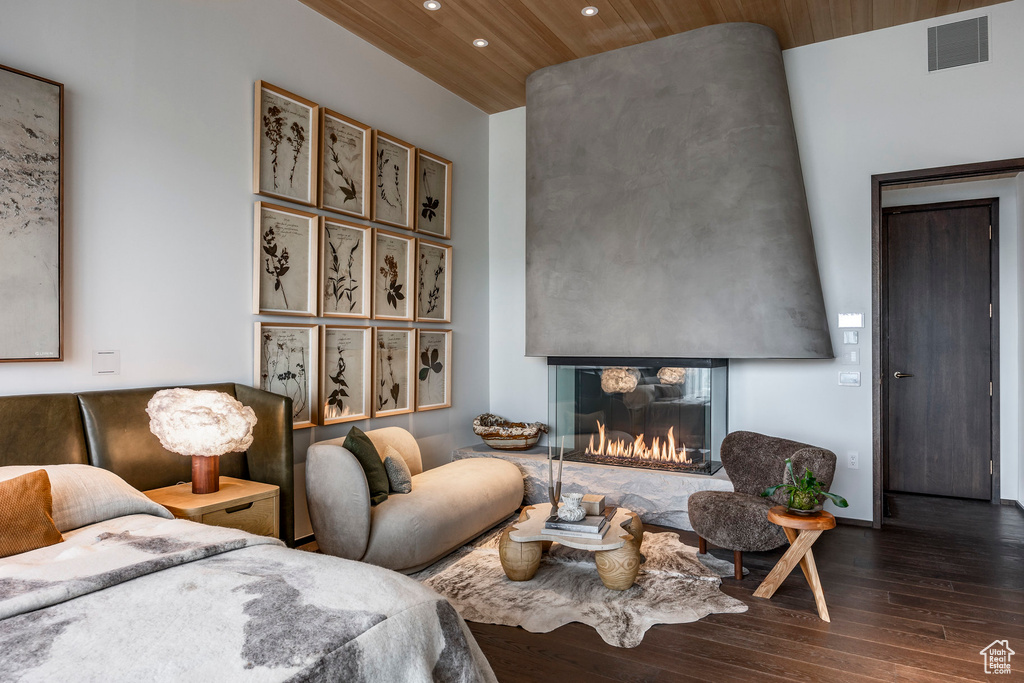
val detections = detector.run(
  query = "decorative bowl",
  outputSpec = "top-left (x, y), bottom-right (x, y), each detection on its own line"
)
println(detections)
top-left (473, 413), bottom-right (548, 451)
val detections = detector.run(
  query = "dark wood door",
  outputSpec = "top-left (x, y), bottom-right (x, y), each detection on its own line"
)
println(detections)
top-left (883, 199), bottom-right (993, 500)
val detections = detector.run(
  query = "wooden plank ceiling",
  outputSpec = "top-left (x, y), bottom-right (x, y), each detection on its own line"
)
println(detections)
top-left (300, 0), bottom-right (1011, 113)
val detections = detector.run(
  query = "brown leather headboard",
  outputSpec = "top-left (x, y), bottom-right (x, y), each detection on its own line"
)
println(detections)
top-left (0, 383), bottom-right (295, 546)
top-left (0, 393), bottom-right (89, 466)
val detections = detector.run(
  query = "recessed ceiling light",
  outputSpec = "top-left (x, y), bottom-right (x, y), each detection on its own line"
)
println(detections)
top-left (423, 1), bottom-right (441, 10)
top-left (582, 6), bottom-right (599, 16)
top-left (473, 38), bottom-right (489, 47)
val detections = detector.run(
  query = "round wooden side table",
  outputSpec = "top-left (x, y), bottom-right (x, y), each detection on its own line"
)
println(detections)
top-left (752, 506), bottom-right (836, 621)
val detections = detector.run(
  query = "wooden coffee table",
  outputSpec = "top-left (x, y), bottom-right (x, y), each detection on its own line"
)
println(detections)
top-left (752, 505), bottom-right (836, 621)
top-left (498, 503), bottom-right (644, 590)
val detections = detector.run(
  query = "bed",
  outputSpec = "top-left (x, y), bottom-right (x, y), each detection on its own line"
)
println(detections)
top-left (0, 385), bottom-right (497, 682)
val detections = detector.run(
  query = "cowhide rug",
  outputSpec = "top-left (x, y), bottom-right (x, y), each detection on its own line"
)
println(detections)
top-left (413, 525), bottom-right (748, 648)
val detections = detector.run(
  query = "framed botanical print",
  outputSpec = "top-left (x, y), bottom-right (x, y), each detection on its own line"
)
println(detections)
top-left (254, 202), bottom-right (318, 316)
top-left (416, 329), bottom-right (452, 411)
top-left (0, 64), bottom-right (63, 362)
top-left (373, 327), bottom-right (415, 418)
top-left (255, 322), bottom-right (319, 429)
top-left (320, 325), bottom-right (371, 425)
top-left (319, 109), bottom-right (371, 219)
top-left (415, 239), bottom-right (451, 323)
top-left (415, 150), bottom-right (452, 239)
top-left (372, 229), bottom-right (415, 321)
top-left (254, 81), bottom-right (319, 206)
top-left (320, 217), bottom-right (371, 318)
top-left (371, 131), bottom-right (415, 230)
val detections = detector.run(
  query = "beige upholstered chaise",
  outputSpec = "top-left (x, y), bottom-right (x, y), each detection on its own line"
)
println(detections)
top-left (306, 427), bottom-right (524, 573)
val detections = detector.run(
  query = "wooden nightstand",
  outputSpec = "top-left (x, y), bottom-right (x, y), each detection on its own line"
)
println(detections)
top-left (145, 476), bottom-right (280, 539)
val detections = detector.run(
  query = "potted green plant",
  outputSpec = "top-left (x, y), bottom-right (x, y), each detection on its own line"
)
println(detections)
top-left (761, 458), bottom-right (849, 515)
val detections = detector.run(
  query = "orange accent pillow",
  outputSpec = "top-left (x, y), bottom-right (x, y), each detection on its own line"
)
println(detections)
top-left (0, 469), bottom-right (64, 558)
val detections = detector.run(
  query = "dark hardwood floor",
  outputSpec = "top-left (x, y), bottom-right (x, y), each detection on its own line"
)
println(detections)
top-left (468, 494), bottom-right (1024, 682)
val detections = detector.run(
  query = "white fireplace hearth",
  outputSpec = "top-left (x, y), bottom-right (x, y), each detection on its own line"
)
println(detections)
top-left (453, 445), bottom-right (732, 531)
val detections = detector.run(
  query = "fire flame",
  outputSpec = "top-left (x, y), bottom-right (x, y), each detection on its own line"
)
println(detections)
top-left (585, 421), bottom-right (691, 464)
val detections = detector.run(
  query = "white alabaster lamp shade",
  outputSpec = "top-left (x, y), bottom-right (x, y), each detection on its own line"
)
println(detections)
top-left (600, 367), bottom-right (640, 393)
top-left (146, 389), bottom-right (257, 494)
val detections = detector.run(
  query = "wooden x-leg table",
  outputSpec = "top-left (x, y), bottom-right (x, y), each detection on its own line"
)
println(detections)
top-left (752, 506), bottom-right (836, 621)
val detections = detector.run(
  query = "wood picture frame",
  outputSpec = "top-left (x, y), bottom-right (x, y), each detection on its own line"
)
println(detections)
top-left (415, 238), bottom-right (452, 323)
top-left (0, 64), bottom-right (63, 362)
top-left (319, 108), bottom-right (372, 219)
top-left (415, 149), bottom-right (452, 239)
top-left (372, 228), bottom-right (415, 321)
top-left (255, 322), bottom-right (319, 429)
top-left (371, 130), bottom-right (415, 230)
top-left (254, 81), bottom-right (319, 206)
top-left (319, 217), bottom-right (371, 318)
top-left (416, 328), bottom-right (452, 411)
top-left (254, 202), bottom-right (318, 317)
top-left (373, 327), bottom-right (415, 418)
top-left (319, 324), bottom-right (372, 425)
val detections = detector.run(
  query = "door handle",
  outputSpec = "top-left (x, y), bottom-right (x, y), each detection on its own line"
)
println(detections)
top-left (894, 372), bottom-right (914, 379)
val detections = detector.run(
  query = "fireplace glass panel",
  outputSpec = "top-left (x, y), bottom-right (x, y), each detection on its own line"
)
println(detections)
top-left (548, 359), bottom-right (726, 475)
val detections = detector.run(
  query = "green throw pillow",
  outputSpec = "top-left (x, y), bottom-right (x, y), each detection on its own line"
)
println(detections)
top-left (343, 427), bottom-right (390, 506)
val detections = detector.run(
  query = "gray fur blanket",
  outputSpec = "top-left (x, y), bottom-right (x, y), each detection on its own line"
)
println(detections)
top-left (0, 514), bottom-right (496, 682)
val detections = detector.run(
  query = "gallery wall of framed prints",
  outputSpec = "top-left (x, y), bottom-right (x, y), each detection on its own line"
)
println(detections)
top-left (250, 79), bottom-right (454, 429)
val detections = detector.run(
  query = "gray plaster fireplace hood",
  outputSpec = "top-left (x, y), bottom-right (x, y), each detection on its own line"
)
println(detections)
top-left (525, 22), bottom-right (832, 359)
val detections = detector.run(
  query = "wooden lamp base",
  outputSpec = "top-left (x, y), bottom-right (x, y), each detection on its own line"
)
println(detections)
top-left (191, 455), bottom-right (220, 494)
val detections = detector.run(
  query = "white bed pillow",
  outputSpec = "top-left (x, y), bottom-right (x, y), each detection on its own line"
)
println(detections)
top-left (0, 464), bottom-right (173, 532)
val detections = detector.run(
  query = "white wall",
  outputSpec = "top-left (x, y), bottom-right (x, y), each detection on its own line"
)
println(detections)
top-left (882, 178), bottom-right (1019, 501)
top-left (488, 109), bottom-right (547, 426)
top-left (0, 0), bottom-right (490, 538)
top-left (489, 0), bottom-right (1024, 521)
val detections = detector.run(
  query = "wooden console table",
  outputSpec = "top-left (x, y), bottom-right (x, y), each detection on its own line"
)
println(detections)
top-left (752, 506), bottom-right (836, 621)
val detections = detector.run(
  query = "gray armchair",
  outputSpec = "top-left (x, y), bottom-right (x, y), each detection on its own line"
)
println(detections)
top-left (688, 431), bottom-right (836, 579)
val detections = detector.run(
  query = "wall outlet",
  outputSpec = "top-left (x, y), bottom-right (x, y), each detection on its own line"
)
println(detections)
top-left (847, 451), bottom-right (859, 469)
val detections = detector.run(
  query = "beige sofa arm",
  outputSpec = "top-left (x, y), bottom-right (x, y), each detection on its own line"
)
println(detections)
top-left (305, 440), bottom-right (372, 560)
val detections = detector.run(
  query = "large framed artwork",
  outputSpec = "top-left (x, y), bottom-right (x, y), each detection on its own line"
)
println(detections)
top-left (415, 238), bottom-right (451, 323)
top-left (373, 327), bottom-right (415, 418)
top-left (0, 64), bottom-right (63, 362)
top-left (416, 328), bottom-right (451, 411)
top-left (320, 217), bottom-right (371, 318)
top-left (255, 322), bottom-right (319, 429)
top-left (254, 202), bottom-right (318, 316)
top-left (415, 149), bottom-right (451, 240)
top-left (254, 81), bottom-right (319, 206)
top-left (319, 109), bottom-right (371, 219)
top-left (372, 229), bottom-right (415, 322)
top-left (320, 325), bottom-right (371, 425)
top-left (371, 131), bottom-right (415, 230)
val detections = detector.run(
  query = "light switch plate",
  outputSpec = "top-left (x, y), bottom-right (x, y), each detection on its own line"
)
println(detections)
top-left (92, 350), bottom-right (120, 376)
top-left (838, 371), bottom-right (861, 387)
top-left (843, 330), bottom-right (859, 345)
top-left (841, 349), bottom-right (860, 365)
top-left (838, 313), bottom-right (865, 328)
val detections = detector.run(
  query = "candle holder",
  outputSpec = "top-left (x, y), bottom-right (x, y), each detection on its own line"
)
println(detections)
top-left (548, 436), bottom-right (565, 508)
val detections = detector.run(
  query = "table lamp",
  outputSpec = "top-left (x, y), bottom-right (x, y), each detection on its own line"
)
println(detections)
top-left (146, 388), bottom-right (257, 494)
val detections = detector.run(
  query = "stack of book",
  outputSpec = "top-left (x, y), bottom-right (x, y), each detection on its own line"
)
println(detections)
top-left (544, 506), bottom-right (618, 539)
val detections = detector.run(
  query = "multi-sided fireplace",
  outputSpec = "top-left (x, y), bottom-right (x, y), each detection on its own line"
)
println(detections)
top-left (548, 358), bottom-right (727, 475)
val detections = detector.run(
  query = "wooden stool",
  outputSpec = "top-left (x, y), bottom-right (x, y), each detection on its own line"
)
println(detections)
top-left (752, 506), bottom-right (836, 621)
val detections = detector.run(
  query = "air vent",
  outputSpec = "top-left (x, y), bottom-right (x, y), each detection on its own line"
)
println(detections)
top-left (928, 16), bottom-right (989, 71)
